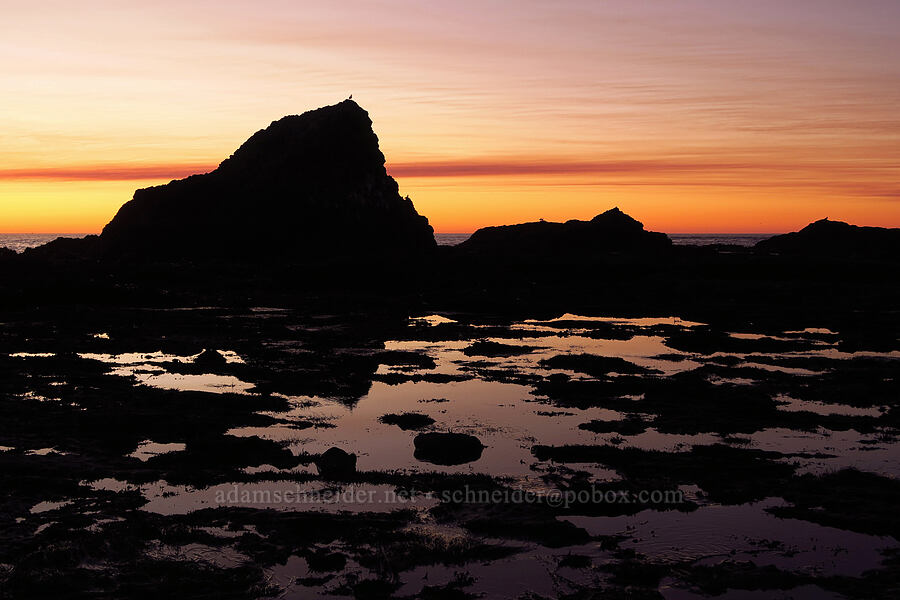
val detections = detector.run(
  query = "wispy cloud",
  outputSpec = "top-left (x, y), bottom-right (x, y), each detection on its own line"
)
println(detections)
top-left (4, 158), bottom-right (895, 204)
top-left (0, 157), bottom-right (783, 182)
top-left (0, 164), bottom-right (216, 181)
top-left (386, 158), bottom-right (753, 178)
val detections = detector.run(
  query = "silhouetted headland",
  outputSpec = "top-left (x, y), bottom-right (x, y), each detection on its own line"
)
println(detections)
top-left (27, 100), bottom-right (435, 262)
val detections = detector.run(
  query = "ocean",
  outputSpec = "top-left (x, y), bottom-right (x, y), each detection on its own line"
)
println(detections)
top-left (667, 233), bottom-right (775, 246)
top-left (0, 232), bottom-right (775, 252)
top-left (0, 233), bottom-right (88, 253)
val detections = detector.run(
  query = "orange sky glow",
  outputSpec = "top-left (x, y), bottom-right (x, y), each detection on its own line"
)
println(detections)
top-left (2, 0), bottom-right (899, 234)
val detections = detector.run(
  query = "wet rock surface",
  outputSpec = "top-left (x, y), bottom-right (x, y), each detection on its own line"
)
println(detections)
top-left (0, 306), bottom-right (899, 597)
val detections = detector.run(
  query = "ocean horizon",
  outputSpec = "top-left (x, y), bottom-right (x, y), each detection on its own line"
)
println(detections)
top-left (0, 232), bottom-right (777, 252)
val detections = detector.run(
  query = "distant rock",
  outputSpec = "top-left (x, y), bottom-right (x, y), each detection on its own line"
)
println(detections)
top-left (413, 432), bottom-right (484, 465)
top-left (32, 100), bottom-right (435, 262)
top-left (0, 247), bottom-right (16, 260)
top-left (756, 218), bottom-right (900, 258)
top-left (315, 447), bottom-right (357, 479)
top-left (456, 207), bottom-right (671, 257)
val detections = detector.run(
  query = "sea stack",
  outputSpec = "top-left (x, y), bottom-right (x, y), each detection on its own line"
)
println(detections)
top-left (94, 100), bottom-right (435, 261)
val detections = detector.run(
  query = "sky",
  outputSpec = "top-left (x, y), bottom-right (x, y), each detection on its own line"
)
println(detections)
top-left (1, 0), bottom-right (899, 233)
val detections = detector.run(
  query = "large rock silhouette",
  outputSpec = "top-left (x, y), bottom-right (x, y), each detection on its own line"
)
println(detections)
top-left (96, 100), bottom-right (435, 261)
top-left (756, 218), bottom-right (900, 258)
top-left (457, 207), bottom-right (671, 257)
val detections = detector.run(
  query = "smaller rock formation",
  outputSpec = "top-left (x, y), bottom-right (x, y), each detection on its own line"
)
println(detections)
top-left (22, 235), bottom-right (100, 261)
top-left (456, 207), bottom-right (671, 258)
top-left (315, 447), bottom-right (357, 479)
top-left (194, 349), bottom-right (227, 369)
top-left (756, 218), bottom-right (900, 258)
top-left (462, 340), bottom-right (533, 357)
top-left (413, 432), bottom-right (484, 465)
top-left (379, 412), bottom-right (436, 430)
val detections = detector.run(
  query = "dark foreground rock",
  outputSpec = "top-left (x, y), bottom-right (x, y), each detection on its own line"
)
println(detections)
top-left (21, 234), bottom-right (100, 262)
top-left (194, 348), bottom-right (227, 369)
top-left (456, 207), bottom-right (671, 258)
top-left (314, 447), bottom-right (357, 479)
top-left (462, 340), bottom-right (533, 357)
top-left (756, 218), bottom-right (900, 258)
top-left (379, 412), bottom-right (436, 430)
top-left (414, 432), bottom-right (484, 465)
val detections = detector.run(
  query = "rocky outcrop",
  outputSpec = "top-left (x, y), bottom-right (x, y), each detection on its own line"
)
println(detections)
top-left (23, 235), bottom-right (100, 261)
top-left (314, 447), bottom-right (357, 479)
top-left (194, 349), bottom-right (227, 369)
top-left (31, 100), bottom-right (435, 263)
top-left (756, 218), bottom-right (900, 258)
top-left (379, 412), bottom-right (436, 430)
top-left (413, 432), bottom-right (484, 465)
top-left (456, 207), bottom-right (671, 258)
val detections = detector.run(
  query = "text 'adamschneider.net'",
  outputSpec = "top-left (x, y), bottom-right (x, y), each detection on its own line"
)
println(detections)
top-left (215, 485), bottom-right (685, 510)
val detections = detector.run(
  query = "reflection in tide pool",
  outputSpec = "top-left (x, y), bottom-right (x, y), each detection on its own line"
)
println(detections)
top-left (566, 499), bottom-right (894, 577)
top-left (79, 349), bottom-right (255, 394)
top-left (128, 440), bottom-right (187, 462)
top-left (9, 310), bottom-right (900, 598)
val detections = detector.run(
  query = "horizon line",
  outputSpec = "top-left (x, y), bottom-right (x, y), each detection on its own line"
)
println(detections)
top-left (0, 230), bottom-right (788, 236)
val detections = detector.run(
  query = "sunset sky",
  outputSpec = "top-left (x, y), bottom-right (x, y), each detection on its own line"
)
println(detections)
top-left (2, 0), bottom-right (899, 233)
